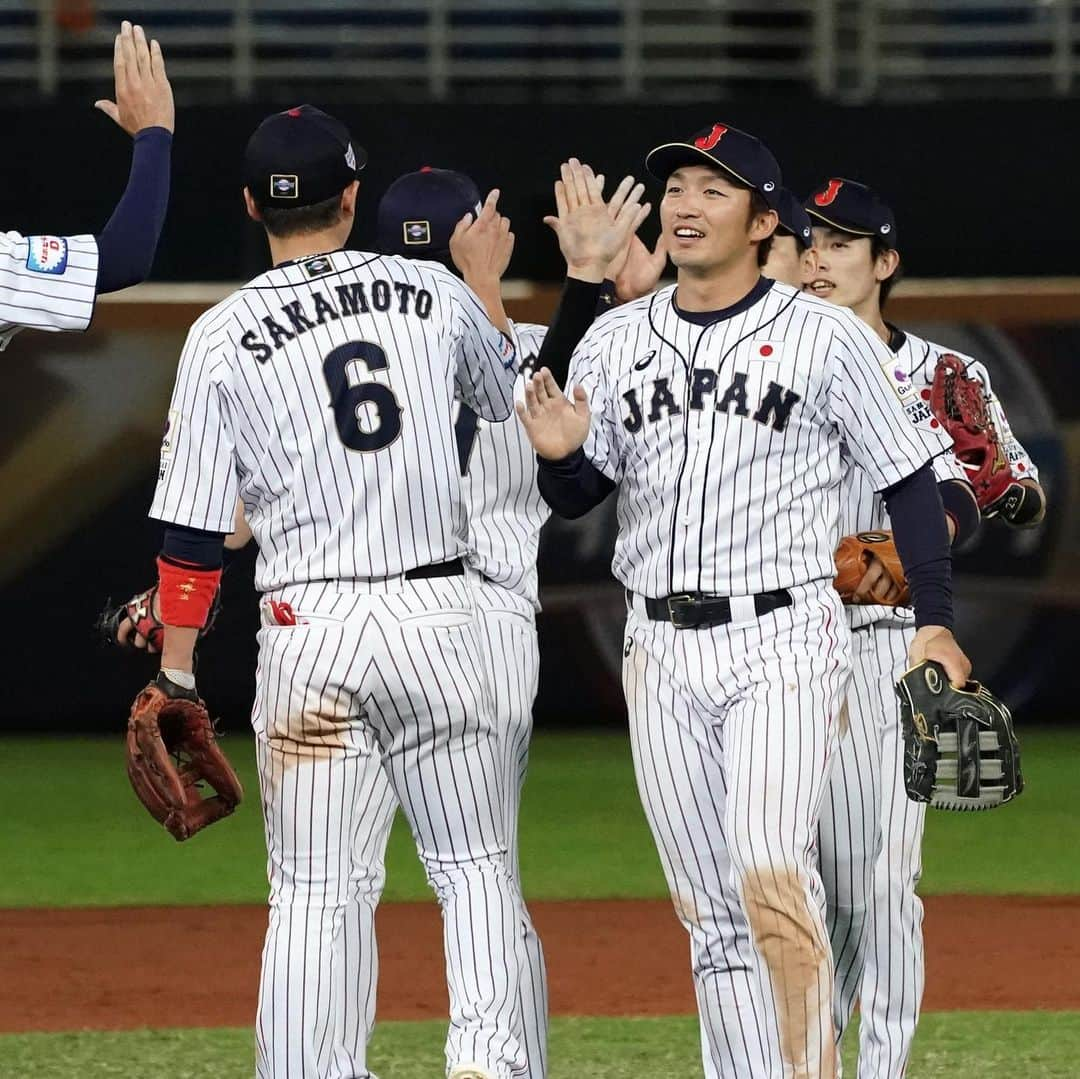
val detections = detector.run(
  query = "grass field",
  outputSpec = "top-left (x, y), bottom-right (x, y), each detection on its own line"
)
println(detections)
top-left (1, 729), bottom-right (1078, 907)
top-left (2, 729), bottom-right (1076, 1077)
top-left (4, 1013), bottom-right (1080, 1078)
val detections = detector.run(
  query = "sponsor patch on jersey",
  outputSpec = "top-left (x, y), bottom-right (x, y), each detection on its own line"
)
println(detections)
top-left (904, 398), bottom-right (933, 425)
top-left (160, 409), bottom-right (180, 458)
top-left (270, 174), bottom-right (299, 199)
top-left (25, 235), bottom-right (68, 274)
top-left (403, 220), bottom-right (431, 246)
top-left (633, 349), bottom-right (656, 371)
top-left (883, 360), bottom-right (915, 401)
top-left (499, 331), bottom-right (516, 368)
top-left (302, 254), bottom-right (335, 278)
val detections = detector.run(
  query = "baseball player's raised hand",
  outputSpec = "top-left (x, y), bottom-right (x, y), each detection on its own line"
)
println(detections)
top-left (516, 367), bottom-right (591, 460)
top-left (95, 21), bottom-right (175, 136)
top-left (908, 626), bottom-right (973, 686)
top-left (543, 160), bottom-right (650, 283)
top-left (449, 189), bottom-right (515, 285)
top-left (608, 233), bottom-right (669, 303)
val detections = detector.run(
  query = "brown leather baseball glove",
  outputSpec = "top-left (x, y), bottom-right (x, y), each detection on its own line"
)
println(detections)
top-left (930, 353), bottom-right (1018, 514)
top-left (126, 672), bottom-right (243, 841)
top-left (833, 530), bottom-right (910, 606)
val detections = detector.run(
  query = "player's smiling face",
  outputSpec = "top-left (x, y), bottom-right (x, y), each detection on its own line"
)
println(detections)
top-left (660, 166), bottom-right (772, 273)
top-left (807, 226), bottom-right (878, 309)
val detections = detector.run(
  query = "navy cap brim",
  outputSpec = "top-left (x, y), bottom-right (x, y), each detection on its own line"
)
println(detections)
top-left (646, 143), bottom-right (753, 188)
top-left (804, 206), bottom-right (876, 237)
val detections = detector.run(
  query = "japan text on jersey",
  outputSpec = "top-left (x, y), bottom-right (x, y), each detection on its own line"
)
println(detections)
top-left (567, 281), bottom-right (950, 598)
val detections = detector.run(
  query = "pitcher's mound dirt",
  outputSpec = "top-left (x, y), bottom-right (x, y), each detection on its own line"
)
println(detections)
top-left (1, 896), bottom-right (1076, 1032)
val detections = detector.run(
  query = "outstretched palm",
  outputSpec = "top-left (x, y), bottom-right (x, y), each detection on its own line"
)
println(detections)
top-left (516, 368), bottom-right (592, 461)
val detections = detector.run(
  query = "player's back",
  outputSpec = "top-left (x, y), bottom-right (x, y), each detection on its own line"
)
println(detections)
top-left (152, 249), bottom-right (516, 591)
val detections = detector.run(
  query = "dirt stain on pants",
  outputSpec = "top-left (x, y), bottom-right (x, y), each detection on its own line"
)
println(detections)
top-left (742, 865), bottom-right (837, 1079)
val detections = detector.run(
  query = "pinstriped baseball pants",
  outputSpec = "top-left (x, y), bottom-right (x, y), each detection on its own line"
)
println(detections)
top-left (251, 576), bottom-right (527, 1079)
top-left (818, 620), bottom-right (924, 1079)
top-left (622, 582), bottom-right (850, 1079)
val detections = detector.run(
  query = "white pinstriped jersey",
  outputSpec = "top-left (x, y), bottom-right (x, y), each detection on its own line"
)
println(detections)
top-left (842, 330), bottom-right (1038, 629)
top-left (150, 249), bottom-right (517, 591)
top-left (568, 279), bottom-right (951, 598)
top-left (455, 321), bottom-right (549, 609)
top-left (0, 231), bottom-right (98, 350)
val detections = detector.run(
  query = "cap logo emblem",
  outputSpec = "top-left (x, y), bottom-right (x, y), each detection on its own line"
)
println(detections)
top-left (763, 181), bottom-right (775, 192)
top-left (271, 174), bottom-right (299, 199)
top-left (403, 220), bottom-right (432, 245)
top-left (881, 223), bottom-right (892, 234)
top-left (694, 124), bottom-right (728, 151)
top-left (814, 179), bottom-right (844, 207)
top-left (345, 143), bottom-right (357, 170)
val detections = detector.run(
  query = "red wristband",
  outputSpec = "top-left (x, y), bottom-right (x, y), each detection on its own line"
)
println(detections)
top-left (156, 556), bottom-right (222, 629)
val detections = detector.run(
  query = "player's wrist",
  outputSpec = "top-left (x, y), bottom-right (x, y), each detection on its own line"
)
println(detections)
top-left (565, 260), bottom-right (607, 283)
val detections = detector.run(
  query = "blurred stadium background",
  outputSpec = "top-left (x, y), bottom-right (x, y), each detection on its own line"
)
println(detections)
top-left (2, 5), bottom-right (1079, 1076)
top-left (1, 1), bottom-right (1077, 734)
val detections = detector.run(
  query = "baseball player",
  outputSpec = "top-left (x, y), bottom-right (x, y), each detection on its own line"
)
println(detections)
top-left (146, 104), bottom-right (528, 1079)
top-left (518, 122), bottom-right (975, 1079)
top-left (1, 21), bottom-right (173, 351)
top-left (128, 120), bottom-right (645, 1077)
top-left (804, 178), bottom-right (1045, 1077)
top-left (761, 188), bottom-right (817, 289)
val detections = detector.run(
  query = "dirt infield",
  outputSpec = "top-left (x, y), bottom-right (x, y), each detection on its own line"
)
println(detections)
top-left (1, 896), bottom-right (1077, 1032)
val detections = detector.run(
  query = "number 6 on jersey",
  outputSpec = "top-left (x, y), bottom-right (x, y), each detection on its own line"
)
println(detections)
top-left (323, 340), bottom-right (403, 452)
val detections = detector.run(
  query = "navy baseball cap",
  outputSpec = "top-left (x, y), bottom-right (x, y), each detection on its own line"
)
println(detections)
top-left (376, 167), bottom-right (482, 259)
top-left (645, 122), bottom-right (782, 209)
top-left (244, 105), bottom-right (366, 209)
top-left (804, 178), bottom-right (897, 248)
top-left (775, 188), bottom-right (812, 250)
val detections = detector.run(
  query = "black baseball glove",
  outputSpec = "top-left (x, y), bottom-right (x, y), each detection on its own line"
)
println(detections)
top-left (896, 660), bottom-right (1023, 811)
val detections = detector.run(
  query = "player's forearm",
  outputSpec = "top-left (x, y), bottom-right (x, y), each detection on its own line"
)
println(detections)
top-left (95, 126), bottom-right (172, 293)
top-left (882, 464), bottom-right (953, 629)
top-left (463, 274), bottom-right (511, 336)
top-left (938, 478), bottom-right (979, 546)
top-left (536, 277), bottom-right (603, 386)
top-left (537, 447), bottom-right (616, 519)
top-left (156, 524), bottom-right (226, 672)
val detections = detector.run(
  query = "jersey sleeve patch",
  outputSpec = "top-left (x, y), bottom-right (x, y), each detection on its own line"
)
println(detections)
top-left (25, 236), bottom-right (69, 275)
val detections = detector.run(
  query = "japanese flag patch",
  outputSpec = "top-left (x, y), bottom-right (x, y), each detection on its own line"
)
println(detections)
top-left (26, 236), bottom-right (69, 275)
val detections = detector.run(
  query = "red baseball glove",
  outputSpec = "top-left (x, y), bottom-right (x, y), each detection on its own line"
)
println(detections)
top-left (929, 354), bottom-right (1017, 513)
top-left (126, 672), bottom-right (243, 841)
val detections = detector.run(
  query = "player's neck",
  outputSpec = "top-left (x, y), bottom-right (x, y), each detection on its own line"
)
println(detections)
top-left (853, 297), bottom-right (891, 345)
top-left (266, 229), bottom-right (348, 269)
top-left (674, 257), bottom-right (762, 312)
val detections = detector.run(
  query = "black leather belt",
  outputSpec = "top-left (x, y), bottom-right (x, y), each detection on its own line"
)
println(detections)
top-left (405, 558), bottom-right (465, 581)
top-left (630, 588), bottom-right (793, 629)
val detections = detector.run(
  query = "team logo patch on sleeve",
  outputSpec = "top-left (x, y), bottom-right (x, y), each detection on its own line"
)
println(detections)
top-left (26, 236), bottom-right (69, 274)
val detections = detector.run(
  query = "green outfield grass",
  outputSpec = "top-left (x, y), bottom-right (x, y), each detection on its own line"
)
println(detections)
top-left (3, 1012), bottom-right (1080, 1078)
top-left (0, 728), bottom-right (1076, 908)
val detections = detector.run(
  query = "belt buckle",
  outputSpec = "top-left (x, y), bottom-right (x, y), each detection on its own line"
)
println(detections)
top-left (666, 593), bottom-right (697, 629)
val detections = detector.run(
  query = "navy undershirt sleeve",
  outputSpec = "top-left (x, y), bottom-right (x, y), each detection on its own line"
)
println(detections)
top-left (537, 447), bottom-right (616, 519)
top-left (95, 126), bottom-right (172, 294)
top-left (161, 524), bottom-right (226, 570)
top-left (534, 277), bottom-right (602, 386)
top-left (882, 464), bottom-right (953, 629)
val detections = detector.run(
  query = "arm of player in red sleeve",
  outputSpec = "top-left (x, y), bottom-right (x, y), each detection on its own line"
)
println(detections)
top-left (157, 525), bottom-right (225, 675)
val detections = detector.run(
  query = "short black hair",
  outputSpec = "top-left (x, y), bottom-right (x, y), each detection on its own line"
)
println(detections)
top-left (871, 234), bottom-right (902, 306)
top-left (260, 191), bottom-right (345, 239)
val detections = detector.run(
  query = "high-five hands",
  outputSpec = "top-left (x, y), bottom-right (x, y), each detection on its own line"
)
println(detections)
top-left (95, 21), bottom-right (174, 136)
top-left (543, 159), bottom-right (650, 283)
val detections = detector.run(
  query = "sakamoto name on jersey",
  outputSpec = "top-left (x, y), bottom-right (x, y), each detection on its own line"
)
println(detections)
top-left (240, 278), bottom-right (434, 362)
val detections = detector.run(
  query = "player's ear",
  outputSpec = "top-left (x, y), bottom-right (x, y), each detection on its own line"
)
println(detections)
top-left (799, 245), bottom-right (819, 286)
top-left (340, 180), bottom-right (360, 219)
top-left (749, 208), bottom-right (778, 243)
top-left (243, 187), bottom-right (262, 223)
top-left (874, 247), bottom-right (900, 283)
